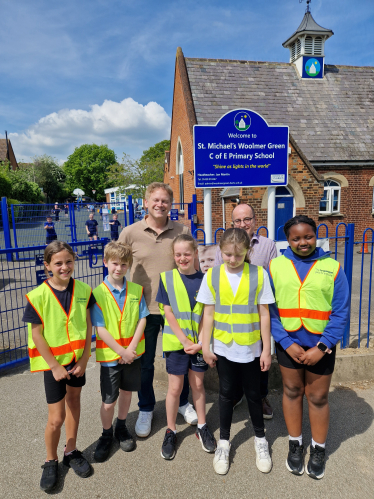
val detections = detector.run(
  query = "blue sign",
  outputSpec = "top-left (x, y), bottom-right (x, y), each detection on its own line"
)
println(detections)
top-left (194, 109), bottom-right (289, 188)
top-left (170, 209), bottom-right (179, 220)
top-left (302, 56), bottom-right (324, 79)
top-left (36, 269), bottom-right (48, 285)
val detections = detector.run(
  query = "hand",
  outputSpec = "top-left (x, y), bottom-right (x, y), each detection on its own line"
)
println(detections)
top-left (260, 351), bottom-right (272, 372)
top-left (184, 343), bottom-right (201, 355)
top-left (68, 357), bottom-right (88, 377)
top-left (202, 348), bottom-right (217, 368)
top-left (298, 346), bottom-right (325, 366)
top-left (182, 338), bottom-right (195, 353)
top-left (51, 364), bottom-right (70, 382)
top-left (285, 343), bottom-right (306, 364)
top-left (121, 348), bottom-right (137, 364)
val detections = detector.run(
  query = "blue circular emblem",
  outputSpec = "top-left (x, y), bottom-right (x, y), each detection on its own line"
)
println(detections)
top-left (234, 111), bottom-right (251, 131)
top-left (305, 58), bottom-right (321, 77)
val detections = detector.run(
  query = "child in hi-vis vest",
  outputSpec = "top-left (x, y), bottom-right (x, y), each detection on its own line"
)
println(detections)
top-left (199, 228), bottom-right (274, 476)
top-left (156, 234), bottom-right (216, 460)
top-left (23, 241), bottom-right (95, 492)
top-left (91, 242), bottom-right (148, 462)
top-left (269, 215), bottom-right (349, 479)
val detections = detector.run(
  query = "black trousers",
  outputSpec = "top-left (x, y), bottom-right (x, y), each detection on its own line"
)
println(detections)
top-left (216, 355), bottom-right (265, 440)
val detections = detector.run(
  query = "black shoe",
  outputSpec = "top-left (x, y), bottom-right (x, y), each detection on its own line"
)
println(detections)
top-left (40, 460), bottom-right (58, 492)
top-left (306, 445), bottom-right (326, 479)
top-left (63, 450), bottom-right (92, 478)
top-left (115, 424), bottom-right (136, 452)
top-left (286, 440), bottom-right (304, 475)
top-left (196, 424), bottom-right (217, 453)
top-left (94, 433), bottom-right (113, 462)
top-left (161, 429), bottom-right (177, 460)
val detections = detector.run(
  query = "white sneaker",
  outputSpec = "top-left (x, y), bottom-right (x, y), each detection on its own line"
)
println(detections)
top-left (177, 402), bottom-right (198, 425)
top-left (135, 411), bottom-right (153, 437)
top-left (213, 440), bottom-right (231, 475)
top-left (254, 438), bottom-right (272, 473)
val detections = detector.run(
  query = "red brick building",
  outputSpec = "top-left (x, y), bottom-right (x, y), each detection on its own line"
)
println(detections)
top-left (164, 9), bottom-right (374, 240)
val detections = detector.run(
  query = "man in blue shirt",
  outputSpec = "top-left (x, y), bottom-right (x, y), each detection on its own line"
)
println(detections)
top-left (85, 213), bottom-right (98, 242)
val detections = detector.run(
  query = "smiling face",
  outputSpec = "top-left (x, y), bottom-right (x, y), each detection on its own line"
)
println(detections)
top-left (44, 249), bottom-right (75, 283)
top-left (232, 204), bottom-right (256, 238)
top-left (221, 242), bottom-right (248, 272)
top-left (287, 223), bottom-right (317, 257)
top-left (198, 246), bottom-right (216, 274)
top-left (104, 258), bottom-right (129, 282)
top-left (173, 241), bottom-right (197, 275)
top-left (144, 188), bottom-right (172, 223)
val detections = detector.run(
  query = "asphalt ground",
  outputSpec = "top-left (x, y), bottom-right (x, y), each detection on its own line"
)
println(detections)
top-left (0, 354), bottom-right (373, 499)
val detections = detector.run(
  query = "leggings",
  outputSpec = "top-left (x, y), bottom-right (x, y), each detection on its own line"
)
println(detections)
top-left (216, 354), bottom-right (265, 440)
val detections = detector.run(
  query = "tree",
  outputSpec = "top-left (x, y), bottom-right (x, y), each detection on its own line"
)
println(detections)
top-left (29, 155), bottom-right (66, 202)
top-left (107, 139), bottom-right (170, 199)
top-left (0, 170), bottom-right (12, 198)
top-left (63, 144), bottom-right (116, 201)
top-left (0, 160), bottom-right (43, 203)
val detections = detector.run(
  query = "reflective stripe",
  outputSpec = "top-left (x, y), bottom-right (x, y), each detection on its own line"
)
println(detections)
top-left (173, 311), bottom-right (191, 321)
top-left (232, 322), bottom-right (260, 333)
top-left (214, 321), bottom-right (231, 333)
top-left (28, 339), bottom-right (86, 358)
top-left (165, 271), bottom-right (179, 311)
top-left (278, 308), bottom-right (332, 321)
top-left (249, 265), bottom-right (259, 305)
top-left (232, 304), bottom-right (258, 314)
top-left (96, 334), bottom-right (145, 350)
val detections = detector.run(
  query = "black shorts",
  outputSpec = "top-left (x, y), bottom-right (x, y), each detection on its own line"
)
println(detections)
top-left (88, 232), bottom-right (97, 238)
top-left (275, 342), bottom-right (336, 376)
top-left (44, 361), bottom-right (86, 404)
top-left (111, 233), bottom-right (119, 241)
top-left (165, 349), bottom-right (208, 375)
top-left (46, 235), bottom-right (57, 244)
top-left (100, 360), bottom-right (141, 404)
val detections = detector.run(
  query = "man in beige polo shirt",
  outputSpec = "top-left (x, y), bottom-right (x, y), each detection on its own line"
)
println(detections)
top-left (118, 182), bottom-right (198, 438)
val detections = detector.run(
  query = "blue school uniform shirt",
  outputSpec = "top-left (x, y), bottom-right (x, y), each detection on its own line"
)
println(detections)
top-left (110, 219), bottom-right (121, 234)
top-left (85, 219), bottom-right (98, 234)
top-left (269, 246), bottom-right (350, 350)
top-left (44, 221), bottom-right (56, 237)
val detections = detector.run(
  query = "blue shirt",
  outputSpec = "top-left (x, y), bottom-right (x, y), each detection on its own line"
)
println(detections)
top-left (269, 246), bottom-right (350, 350)
top-left (91, 276), bottom-right (150, 366)
top-left (44, 221), bottom-right (56, 237)
top-left (85, 219), bottom-right (98, 234)
top-left (110, 219), bottom-right (121, 233)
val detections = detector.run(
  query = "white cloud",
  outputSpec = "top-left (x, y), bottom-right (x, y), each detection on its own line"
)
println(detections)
top-left (7, 98), bottom-right (171, 162)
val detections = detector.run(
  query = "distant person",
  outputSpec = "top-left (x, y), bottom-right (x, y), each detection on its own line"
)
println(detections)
top-left (109, 214), bottom-right (122, 241)
top-left (198, 245), bottom-right (217, 274)
top-left (111, 206), bottom-right (117, 215)
top-left (99, 205), bottom-right (103, 220)
top-left (22, 241), bottom-right (95, 491)
top-left (44, 216), bottom-right (57, 245)
top-left (64, 204), bottom-right (69, 218)
top-left (53, 204), bottom-right (60, 222)
top-left (85, 213), bottom-right (98, 242)
top-left (91, 242), bottom-right (149, 462)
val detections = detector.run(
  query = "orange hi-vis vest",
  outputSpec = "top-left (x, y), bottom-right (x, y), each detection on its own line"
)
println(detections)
top-left (269, 255), bottom-right (340, 334)
top-left (93, 281), bottom-right (145, 362)
top-left (27, 279), bottom-right (92, 372)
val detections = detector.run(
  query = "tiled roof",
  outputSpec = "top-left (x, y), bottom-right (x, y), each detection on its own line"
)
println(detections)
top-left (0, 139), bottom-right (9, 162)
top-left (283, 11), bottom-right (333, 46)
top-left (185, 58), bottom-right (374, 162)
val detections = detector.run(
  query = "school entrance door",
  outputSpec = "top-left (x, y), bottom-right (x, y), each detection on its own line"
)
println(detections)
top-left (275, 186), bottom-right (294, 240)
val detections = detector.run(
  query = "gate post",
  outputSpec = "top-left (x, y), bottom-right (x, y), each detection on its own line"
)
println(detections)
top-left (1, 197), bottom-right (12, 261)
top-left (128, 195), bottom-right (134, 225)
top-left (342, 223), bottom-right (354, 348)
top-left (69, 203), bottom-right (77, 242)
top-left (191, 194), bottom-right (197, 236)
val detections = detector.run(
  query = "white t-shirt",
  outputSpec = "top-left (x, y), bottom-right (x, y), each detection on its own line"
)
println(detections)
top-left (196, 266), bottom-right (275, 363)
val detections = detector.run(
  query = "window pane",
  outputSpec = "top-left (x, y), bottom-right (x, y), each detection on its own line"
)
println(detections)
top-left (319, 189), bottom-right (329, 213)
top-left (332, 189), bottom-right (339, 212)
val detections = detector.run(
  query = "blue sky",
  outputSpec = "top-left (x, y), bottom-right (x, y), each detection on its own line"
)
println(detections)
top-left (1, 0), bottom-right (373, 163)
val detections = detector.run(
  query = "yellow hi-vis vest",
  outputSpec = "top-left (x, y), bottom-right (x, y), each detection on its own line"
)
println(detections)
top-left (269, 255), bottom-right (340, 334)
top-left (207, 263), bottom-right (263, 346)
top-left (93, 281), bottom-right (145, 362)
top-left (159, 269), bottom-right (204, 352)
top-left (27, 279), bottom-right (92, 372)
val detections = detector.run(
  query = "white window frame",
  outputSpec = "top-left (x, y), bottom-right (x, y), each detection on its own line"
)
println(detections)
top-left (372, 189), bottom-right (374, 214)
top-left (319, 180), bottom-right (341, 215)
top-left (176, 140), bottom-right (184, 211)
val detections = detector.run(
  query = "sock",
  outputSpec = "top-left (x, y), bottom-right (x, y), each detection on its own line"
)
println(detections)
top-left (289, 434), bottom-right (303, 445)
top-left (170, 429), bottom-right (177, 434)
top-left (197, 423), bottom-right (206, 430)
top-left (45, 459), bottom-right (58, 463)
top-left (115, 418), bottom-right (127, 428)
top-left (64, 447), bottom-right (77, 456)
top-left (103, 426), bottom-right (113, 436)
top-left (311, 438), bottom-right (325, 449)
top-left (255, 436), bottom-right (267, 445)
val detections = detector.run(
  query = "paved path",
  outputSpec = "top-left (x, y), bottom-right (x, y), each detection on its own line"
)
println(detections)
top-left (1, 356), bottom-right (373, 499)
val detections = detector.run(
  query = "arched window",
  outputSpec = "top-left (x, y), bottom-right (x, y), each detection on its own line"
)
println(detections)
top-left (177, 141), bottom-right (184, 206)
top-left (319, 180), bottom-right (341, 215)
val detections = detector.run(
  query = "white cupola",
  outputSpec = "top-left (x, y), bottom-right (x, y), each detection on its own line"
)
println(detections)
top-left (282, 0), bottom-right (333, 79)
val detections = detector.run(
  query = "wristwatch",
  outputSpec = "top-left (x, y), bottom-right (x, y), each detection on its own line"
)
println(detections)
top-left (317, 342), bottom-right (332, 354)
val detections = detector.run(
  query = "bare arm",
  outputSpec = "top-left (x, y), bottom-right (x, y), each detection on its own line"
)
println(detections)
top-left (258, 304), bottom-right (271, 371)
top-left (164, 305), bottom-right (195, 350)
top-left (31, 323), bottom-right (70, 381)
top-left (201, 304), bottom-right (217, 367)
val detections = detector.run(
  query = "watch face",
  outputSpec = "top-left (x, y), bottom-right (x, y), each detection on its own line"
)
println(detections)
top-left (318, 343), bottom-right (327, 352)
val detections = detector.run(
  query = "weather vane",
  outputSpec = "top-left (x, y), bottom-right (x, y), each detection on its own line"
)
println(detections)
top-left (299, 0), bottom-right (311, 12)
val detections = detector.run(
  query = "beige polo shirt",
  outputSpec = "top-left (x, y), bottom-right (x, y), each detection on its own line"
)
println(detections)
top-left (118, 217), bottom-right (190, 314)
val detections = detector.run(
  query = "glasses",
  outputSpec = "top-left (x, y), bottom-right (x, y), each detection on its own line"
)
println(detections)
top-left (233, 217), bottom-right (254, 226)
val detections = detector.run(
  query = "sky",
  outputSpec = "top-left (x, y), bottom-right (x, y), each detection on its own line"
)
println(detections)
top-left (1, 0), bottom-right (373, 164)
